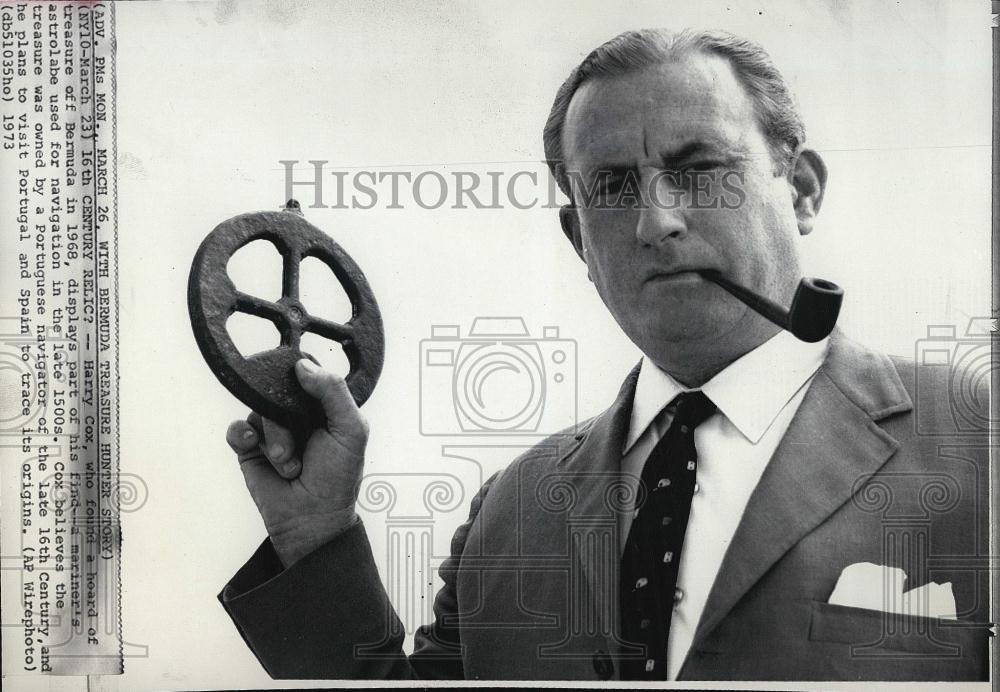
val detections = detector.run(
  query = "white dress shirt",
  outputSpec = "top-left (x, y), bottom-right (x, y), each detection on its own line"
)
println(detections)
top-left (619, 330), bottom-right (828, 680)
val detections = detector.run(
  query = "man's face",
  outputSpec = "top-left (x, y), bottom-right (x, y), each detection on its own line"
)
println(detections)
top-left (562, 52), bottom-right (804, 354)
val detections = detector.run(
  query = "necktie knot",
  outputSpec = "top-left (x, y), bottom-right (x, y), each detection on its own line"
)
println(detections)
top-left (670, 390), bottom-right (716, 431)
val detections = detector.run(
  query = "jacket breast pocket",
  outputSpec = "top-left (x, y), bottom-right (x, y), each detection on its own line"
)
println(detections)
top-left (807, 600), bottom-right (988, 678)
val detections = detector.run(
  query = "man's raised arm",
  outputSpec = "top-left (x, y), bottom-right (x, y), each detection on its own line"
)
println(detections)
top-left (216, 358), bottom-right (475, 679)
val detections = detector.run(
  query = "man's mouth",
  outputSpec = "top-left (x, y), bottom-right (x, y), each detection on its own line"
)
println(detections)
top-left (645, 269), bottom-right (705, 284)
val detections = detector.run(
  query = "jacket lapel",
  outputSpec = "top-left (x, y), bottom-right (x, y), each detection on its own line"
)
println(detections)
top-left (687, 332), bottom-right (913, 653)
top-left (554, 364), bottom-right (639, 512)
top-left (545, 365), bottom-right (639, 661)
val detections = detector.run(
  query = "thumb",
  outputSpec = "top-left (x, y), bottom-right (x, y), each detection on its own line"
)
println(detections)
top-left (295, 358), bottom-right (363, 435)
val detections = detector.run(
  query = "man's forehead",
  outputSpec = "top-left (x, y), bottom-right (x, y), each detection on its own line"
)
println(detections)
top-left (562, 52), bottom-right (759, 167)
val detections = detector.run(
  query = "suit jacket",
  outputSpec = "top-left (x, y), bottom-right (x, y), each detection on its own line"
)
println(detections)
top-left (219, 331), bottom-right (991, 680)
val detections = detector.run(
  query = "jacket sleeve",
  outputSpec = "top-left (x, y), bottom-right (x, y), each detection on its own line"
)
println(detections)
top-left (218, 471), bottom-right (500, 679)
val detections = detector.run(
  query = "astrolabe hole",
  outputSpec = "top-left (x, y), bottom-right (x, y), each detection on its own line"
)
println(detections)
top-left (299, 256), bottom-right (353, 324)
top-left (226, 313), bottom-right (282, 357)
top-left (300, 332), bottom-right (351, 377)
top-left (226, 239), bottom-right (283, 302)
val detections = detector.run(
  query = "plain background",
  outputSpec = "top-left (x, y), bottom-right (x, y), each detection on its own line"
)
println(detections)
top-left (71, 0), bottom-right (995, 690)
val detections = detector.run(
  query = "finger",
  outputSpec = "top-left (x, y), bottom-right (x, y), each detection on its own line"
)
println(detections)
top-left (236, 446), bottom-right (287, 502)
top-left (261, 416), bottom-right (301, 479)
top-left (295, 359), bottom-right (364, 435)
top-left (231, 415), bottom-right (270, 468)
top-left (231, 414), bottom-right (290, 505)
top-left (226, 419), bottom-right (260, 455)
top-left (246, 411), bottom-right (263, 434)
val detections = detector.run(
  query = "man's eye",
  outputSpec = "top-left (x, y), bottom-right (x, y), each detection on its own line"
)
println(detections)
top-left (681, 161), bottom-right (724, 173)
top-left (601, 175), bottom-right (625, 193)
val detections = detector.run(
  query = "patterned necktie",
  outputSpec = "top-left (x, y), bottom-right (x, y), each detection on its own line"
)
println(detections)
top-left (619, 390), bottom-right (717, 680)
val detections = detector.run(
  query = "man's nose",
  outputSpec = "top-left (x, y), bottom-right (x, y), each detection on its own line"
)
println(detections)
top-left (635, 197), bottom-right (688, 246)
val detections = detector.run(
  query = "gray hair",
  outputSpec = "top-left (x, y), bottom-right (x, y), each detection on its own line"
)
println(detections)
top-left (543, 28), bottom-right (806, 196)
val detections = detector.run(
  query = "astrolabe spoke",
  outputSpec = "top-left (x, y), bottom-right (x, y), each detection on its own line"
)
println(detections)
top-left (234, 292), bottom-right (285, 323)
top-left (282, 247), bottom-right (301, 301)
top-left (306, 315), bottom-right (353, 343)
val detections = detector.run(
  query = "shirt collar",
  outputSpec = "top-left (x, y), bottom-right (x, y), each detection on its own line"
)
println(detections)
top-left (624, 330), bottom-right (829, 452)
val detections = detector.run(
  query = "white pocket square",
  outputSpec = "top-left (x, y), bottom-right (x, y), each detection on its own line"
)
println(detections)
top-left (829, 562), bottom-right (957, 620)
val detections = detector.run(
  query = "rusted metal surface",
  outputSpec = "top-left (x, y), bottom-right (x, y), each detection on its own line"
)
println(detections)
top-left (188, 207), bottom-right (384, 427)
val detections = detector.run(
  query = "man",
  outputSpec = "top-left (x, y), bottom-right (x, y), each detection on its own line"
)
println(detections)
top-left (219, 29), bottom-right (990, 680)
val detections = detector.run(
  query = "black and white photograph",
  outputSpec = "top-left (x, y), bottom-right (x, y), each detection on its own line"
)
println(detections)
top-left (0, 0), bottom-right (994, 689)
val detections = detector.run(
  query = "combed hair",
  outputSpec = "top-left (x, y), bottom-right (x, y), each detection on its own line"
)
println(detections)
top-left (543, 28), bottom-right (806, 196)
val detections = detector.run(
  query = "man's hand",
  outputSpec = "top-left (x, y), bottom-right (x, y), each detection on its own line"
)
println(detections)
top-left (225, 358), bottom-right (369, 568)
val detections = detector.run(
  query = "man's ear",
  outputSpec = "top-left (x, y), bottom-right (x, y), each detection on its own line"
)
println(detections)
top-left (789, 149), bottom-right (827, 236)
top-left (559, 204), bottom-right (586, 261)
